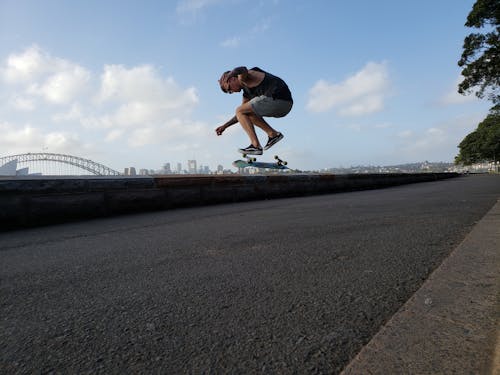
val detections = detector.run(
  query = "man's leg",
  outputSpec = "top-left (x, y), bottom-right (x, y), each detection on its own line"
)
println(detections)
top-left (249, 113), bottom-right (280, 138)
top-left (235, 102), bottom-right (262, 147)
top-left (236, 102), bottom-right (279, 147)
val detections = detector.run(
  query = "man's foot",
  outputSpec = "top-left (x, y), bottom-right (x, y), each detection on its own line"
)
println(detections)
top-left (263, 132), bottom-right (284, 150)
top-left (238, 145), bottom-right (263, 155)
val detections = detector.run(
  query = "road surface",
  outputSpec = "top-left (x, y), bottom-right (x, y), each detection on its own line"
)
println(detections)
top-left (1, 174), bottom-right (499, 374)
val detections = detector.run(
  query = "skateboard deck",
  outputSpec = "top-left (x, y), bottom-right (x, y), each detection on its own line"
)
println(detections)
top-left (233, 155), bottom-right (289, 170)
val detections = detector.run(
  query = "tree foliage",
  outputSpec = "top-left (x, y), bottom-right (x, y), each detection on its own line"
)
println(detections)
top-left (456, 1), bottom-right (500, 167)
top-left (455, 111), bottom-right (500, 164)
top-left (458, 0), bottom-right (500, 105)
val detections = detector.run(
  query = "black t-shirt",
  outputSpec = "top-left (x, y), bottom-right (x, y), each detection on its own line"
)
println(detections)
top-left (242, 67), bottom-right (293, 102)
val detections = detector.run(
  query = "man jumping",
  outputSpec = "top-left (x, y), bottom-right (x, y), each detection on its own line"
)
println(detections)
top-left (216, 66), bottom-right (293, 155)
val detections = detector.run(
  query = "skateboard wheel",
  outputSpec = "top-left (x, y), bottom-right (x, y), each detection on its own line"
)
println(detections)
top-left (274, 155), bottom-right (279, 160)
top-left (242, 153), bottom-right (247, 158)
top-left (284, 161), bottom-right (288, 165)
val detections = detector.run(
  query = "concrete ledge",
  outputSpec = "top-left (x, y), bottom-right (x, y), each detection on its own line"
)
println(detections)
top-left (0, 173), bottom-right (460, 229)
top-left (341, 199), bottom-right (500, 375)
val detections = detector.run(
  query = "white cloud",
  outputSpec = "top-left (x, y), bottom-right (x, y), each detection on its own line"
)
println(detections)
top-left (397, 130), bottom-right (414, 139)
top-left (98, 64), bottom-right (197, 111)
top-left (89, 64), bottom-right (203, 146)
top-left (1, 45), bottom-right (52, 84)
top-left (393, 114), bottom-right (484, 162)
top-left (0, 121), bottom-right (83, 155)
top-left (401, 128), bottom-right (449, 158)
top-left (307, 61), bottom-right (390, 116)
top-left (0, 45), bottom-right (211, 159)
top-left (220, 36), bottom-right (241, 48)
top-left (1, 45), bottom-right (91, 106)
top-left (126, 119), bottom-right (210, 148)
top-left (29, 67), bottom-right (90, 104)
top-left (176, 0), bottom-right (229, 24)
top-left (220, 18), bottom-right (272, 49)
top-left (251, 18), bottom-right (271, 33)
top-left (439, 75), bottom-right (477, 106)
top-left (176, 0), bottom-right (224, 14)
top-left (105, 129), bottom-right (124, 143)
top-left (52, 104), bottom-right (83, 122)
top-left (374, 122), bottom-right (392, 129)
top-left (338, 95), bottom-right (384, 117)
top-left (9, 96), bottom-right (36, 111)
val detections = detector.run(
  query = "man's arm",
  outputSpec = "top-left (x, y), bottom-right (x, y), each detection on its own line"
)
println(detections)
top-left (215, 97), bottom-right (249, 135)
top-left (224, 116), bottom-right (238, 127)
top-left (222, 96), bottom-right (249, 127)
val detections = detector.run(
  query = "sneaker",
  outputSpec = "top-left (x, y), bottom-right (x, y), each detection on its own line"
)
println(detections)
top-left (238, 144), bottom-right (263, 155)
top-left (263, 132), bottom-right (284, 150)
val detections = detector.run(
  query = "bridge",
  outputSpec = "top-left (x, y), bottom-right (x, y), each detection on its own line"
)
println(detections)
top-left (0, 153), bottom-right (121, 176)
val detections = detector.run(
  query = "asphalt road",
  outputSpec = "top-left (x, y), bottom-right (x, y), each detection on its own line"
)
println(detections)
top-left (1, 174), bottom-right (499, 374)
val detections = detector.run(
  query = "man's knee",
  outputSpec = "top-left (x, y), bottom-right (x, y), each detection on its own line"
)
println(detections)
top-left (235, 104), bottom-right (254, 117)
top-left (235, 106), bottom-right (245, 117)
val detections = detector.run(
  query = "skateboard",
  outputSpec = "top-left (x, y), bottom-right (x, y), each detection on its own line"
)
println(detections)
top-left (232, 155), bottom-right (289, 170)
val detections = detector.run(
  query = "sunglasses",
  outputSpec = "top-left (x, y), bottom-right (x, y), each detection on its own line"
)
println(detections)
top-left (225, 76), bottom-right (235, 94)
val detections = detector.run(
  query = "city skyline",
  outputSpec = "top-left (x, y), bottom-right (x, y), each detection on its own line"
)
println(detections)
top-left (2, 150), bottom-right (481, 176)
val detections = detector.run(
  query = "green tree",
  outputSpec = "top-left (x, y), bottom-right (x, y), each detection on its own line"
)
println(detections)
top-left (458, 0), bottom-right (500, 105)
top-left (456, 1), bottom-right (500, 170)
top-left (455, 111), bottom-right (500, 165)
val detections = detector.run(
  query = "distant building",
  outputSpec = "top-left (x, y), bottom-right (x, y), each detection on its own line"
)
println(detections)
top-left (0, 160), bottom-right (36, 176)
top-left (123, 167), bottom-right (137, 176)
top-left (188, 160), bottom-right (197, 174)
top-left (163, 163), bottom-right (171, 174)
top-left (17, 167), bottom-right (29, 175)
top-left (0, 160), bottom-right (18, 176)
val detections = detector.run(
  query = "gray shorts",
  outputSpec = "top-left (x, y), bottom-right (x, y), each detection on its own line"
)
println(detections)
top-left (249, 96), bottom-right (293, 118)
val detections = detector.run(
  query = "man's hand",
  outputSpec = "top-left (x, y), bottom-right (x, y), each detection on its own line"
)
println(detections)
top-left (216, 116), bottom-right (237, 135)
top-left (215, 125), bottom-right (226, 136)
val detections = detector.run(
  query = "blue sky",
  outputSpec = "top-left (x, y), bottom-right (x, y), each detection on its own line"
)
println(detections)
top-left (0, 0), bottom-right (491, 172)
